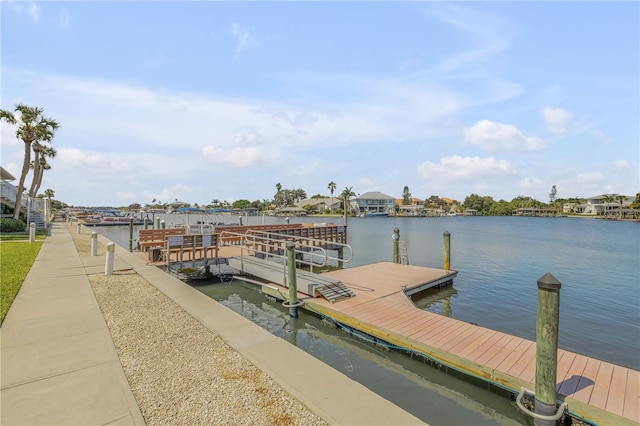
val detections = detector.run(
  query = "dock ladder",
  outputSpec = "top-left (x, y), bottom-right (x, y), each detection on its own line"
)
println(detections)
top-left (399, 241), bottom-right (409, 265)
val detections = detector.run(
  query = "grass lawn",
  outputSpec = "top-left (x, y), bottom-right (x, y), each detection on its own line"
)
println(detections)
top-left (0, 230), bottom-right (47, 241)
top-left (0, 241), bottom-right (43, 324)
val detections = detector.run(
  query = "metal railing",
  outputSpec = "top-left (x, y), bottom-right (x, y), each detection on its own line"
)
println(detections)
top-left (218, 229), bottom-right (353, 268)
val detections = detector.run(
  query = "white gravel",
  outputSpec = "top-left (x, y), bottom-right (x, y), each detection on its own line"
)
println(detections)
top-left (73, 231), bottom-right (328, 426)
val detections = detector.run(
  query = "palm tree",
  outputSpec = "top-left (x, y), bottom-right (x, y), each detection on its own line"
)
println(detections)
top-left (33, 145), bottom-right (56, 196)
top-left (340, 186), bottom-right (355, 227)
top-left (0, 104), bottom-right (59, 219)
top-left (43, 188), bottom-right (55, 202)
top-left (328, 181), bottom-right (336, 214)
top-left (615, 194), bottom-right (626, 219)
top-left (601, 194), bottom-right (614, 216)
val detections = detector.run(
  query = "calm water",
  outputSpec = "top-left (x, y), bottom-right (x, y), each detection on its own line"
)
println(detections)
top-left (95, 214), bottom-right (639, 424)
top-left (97, 214), bottom-right (639, 370)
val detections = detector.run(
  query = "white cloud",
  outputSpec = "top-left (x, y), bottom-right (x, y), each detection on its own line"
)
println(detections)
top-left (591, 130), bottom-right (612, 144)
top-left (612, 160), bottom-right (629, 169)
top-left (463, 120), bottom-right (546, 152)
top-left (417, 155), bottom-right (515, 182)
top-left (59, 9), bottom-right (70, 26)
top-left (542, 107), bottom-right (574, 134)
top-left (230, 23), bottom-right (258, 53)
top-left (576, 172), bottom-right (605, 184)
top-left (28, 2), bottom-right (40, 22)
top-left (202, 145), bottom-right (267, 167)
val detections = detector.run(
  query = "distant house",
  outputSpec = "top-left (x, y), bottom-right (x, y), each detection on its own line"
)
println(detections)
top-left (297, 197), bottom-right (341, 213)
top-left (574, 194), bottom-right (634, 215)
top-left (354, 191), bottom-right (395, 215)
top-left (396, 198), bottom-right (424, 216)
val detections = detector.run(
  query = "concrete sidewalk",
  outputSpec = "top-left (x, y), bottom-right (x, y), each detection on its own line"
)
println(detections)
top-left (1, 222), bottom-right (425, 425)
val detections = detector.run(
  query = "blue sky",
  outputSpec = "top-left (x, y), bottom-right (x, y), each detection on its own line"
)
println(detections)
top-left (2, 1), bottom-right (638, 207)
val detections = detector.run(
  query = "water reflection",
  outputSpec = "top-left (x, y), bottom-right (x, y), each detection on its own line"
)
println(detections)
top-left (194, 279), bottom-right (529, 426)
top-left (411, 285), bottom-right (459, 317)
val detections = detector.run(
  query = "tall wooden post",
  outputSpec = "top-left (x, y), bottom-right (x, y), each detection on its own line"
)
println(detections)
top-left (392, 227), bottom-right (400, 263)
top-left (285, 242), bottom-right (299, 318)
top-left (443, 231), bottom-right (451, 270)
top-left (128, 217), bottom-right (134, 252)
top-left (535, 273), bottom-right (561, 425)
top-left (144, 217), bottom-right (148, 229)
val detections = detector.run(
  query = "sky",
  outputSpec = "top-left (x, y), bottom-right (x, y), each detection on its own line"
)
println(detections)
top-left (1, 1), bottom-right (638, 207)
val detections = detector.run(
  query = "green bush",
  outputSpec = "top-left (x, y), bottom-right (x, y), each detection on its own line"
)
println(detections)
top-left (0, 218), bottom-right (26, 233)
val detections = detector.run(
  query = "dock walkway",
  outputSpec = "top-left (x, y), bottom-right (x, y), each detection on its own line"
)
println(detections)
top-left (260, 261), bottom-right (639, 426)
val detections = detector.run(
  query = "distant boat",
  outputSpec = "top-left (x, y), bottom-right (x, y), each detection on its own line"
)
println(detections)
top-left (80, 209), bottom-right (144, 226)
top-left (361, 211), bottom-right (389, 218)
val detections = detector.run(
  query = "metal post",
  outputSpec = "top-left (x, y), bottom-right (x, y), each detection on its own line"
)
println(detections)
top-left (285, 242), bottom-right (299, 318)
top-left (392, 227), bottom-right (400, 263)
top-left (128, 217), bottom-right (134, 252)
top-left (29, 222), bottom-right (36, 243)
top-left (105, 242), bottom-right (115, 275)
top-left (91, 231), bottom-right (98, 256)
top-left (535, 273), bottom-right (562, 426)
top-left (443, 231), bottom-right (451, 270)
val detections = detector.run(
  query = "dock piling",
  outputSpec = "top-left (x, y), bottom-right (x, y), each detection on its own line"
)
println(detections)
top-left (443, 231), bottom-right (451, 270)
top-left (285, 242), bottom-right (299, 318)
top-left (129, 217), bottom-right (134, 252)
top-left (535, 272), bottom-right (562, 425)
top-left (392, 227), bottom-right (400, 264)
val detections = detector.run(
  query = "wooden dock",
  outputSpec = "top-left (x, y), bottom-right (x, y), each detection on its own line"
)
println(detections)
top-left (256, 261), bottom-right (638, 426)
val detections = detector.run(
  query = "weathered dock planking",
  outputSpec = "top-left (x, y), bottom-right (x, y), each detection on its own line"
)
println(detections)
top-left (258, 261), bottom-right (638, 426)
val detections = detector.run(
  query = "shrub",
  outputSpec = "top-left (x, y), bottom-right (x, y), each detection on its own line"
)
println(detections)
top-left (0, 218), bottom-right (26, 233)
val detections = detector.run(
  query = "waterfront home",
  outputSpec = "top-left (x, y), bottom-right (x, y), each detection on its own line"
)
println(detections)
top-left (296, 197), bottom-right (341, 214)
top-left (354, 191), bottom-right (395, 216)
top-left (572, 194), bottom-right (634, 215)
top-left (395, 197), bottom-right (424, 216)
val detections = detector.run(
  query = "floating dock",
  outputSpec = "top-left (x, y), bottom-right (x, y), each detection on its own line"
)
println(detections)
top-left (136, 224), bottom-right (638, 425)
top-left (242, 260), bottom-right (638, 426)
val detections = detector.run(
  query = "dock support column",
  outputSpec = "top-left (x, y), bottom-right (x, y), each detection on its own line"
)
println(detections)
top-left (160, 220), bottom-right (166, 229)
top-left (535, 272), bottom-right (562, 426)
top-left (156, 217), bottom-right (160, 229)
top-left (144, 217), bottom-right (148, 229)
top-left (105, 242), bottom-right (115, 275)
top-left (443, 231), bottom-right (451, 270)
top-left (285, 242), bottom-right (299, 318)
top-left (392, 227), bottom-right (400, 263)
top-left (128, 217), bottom-right (134, 252)
top-left (91, 231), bottom-right (98, 256)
